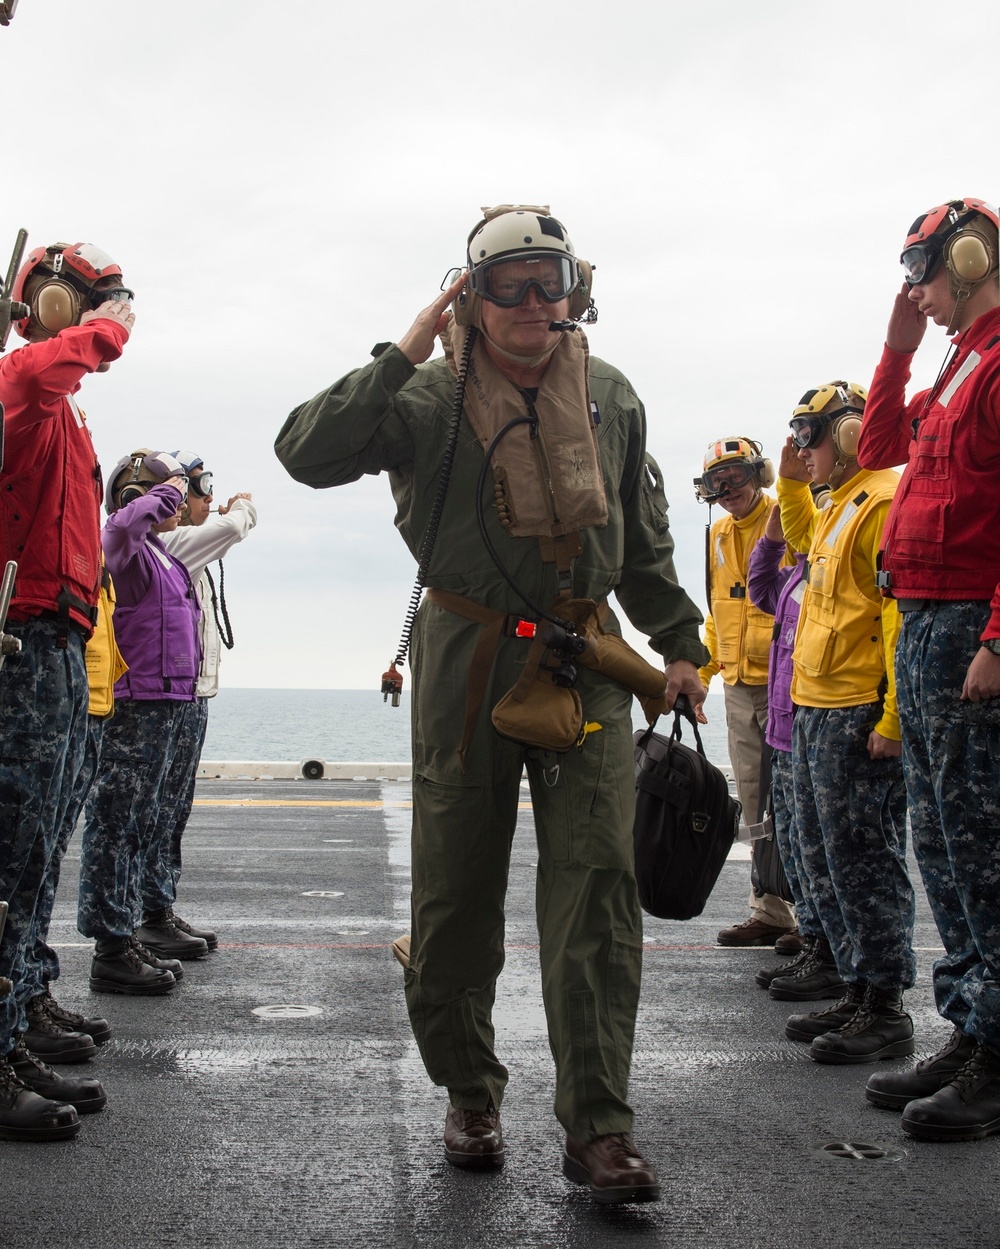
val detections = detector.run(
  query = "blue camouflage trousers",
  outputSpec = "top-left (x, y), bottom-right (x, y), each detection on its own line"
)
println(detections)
top-left (140, 697), bottom-right (208, 914)
top-left (771, 748), bottom-right (823, 939)
top-left (792, 703), bottom-right (915, 990)
top-left (896, 602), bottom-right (1000, 1052)
top-left (0, 620), bottom-right (89, 1052)
top-left (23, 715), bottom-right (104, 999)
top-left (77, 698), bottom-right (198, 940)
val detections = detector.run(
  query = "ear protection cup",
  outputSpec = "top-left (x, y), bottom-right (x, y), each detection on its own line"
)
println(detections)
top-left (453, 286), bottom-right (477, 328)
top-left (831, 414), bottom-right (862, 459)
top-left (118, 483), bottom-right (149, 508)
top-left (26, 277), bottom-right (84, 334)
top-left (734, 436), bottom-right (774, 489)
top-left (945, 230), bottom-right (995, 283)
top-left (567, 258), bottom-right (594, 322)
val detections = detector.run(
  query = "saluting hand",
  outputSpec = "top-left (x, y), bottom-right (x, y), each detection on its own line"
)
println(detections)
top-left (397, 272), bottom-right (468, 365)
top-left (885, 282), bottom-right (926, 354)
top-left (80, 299), bottom-right (136, 333)
top-left (779, 436), bottom-right (811, 483)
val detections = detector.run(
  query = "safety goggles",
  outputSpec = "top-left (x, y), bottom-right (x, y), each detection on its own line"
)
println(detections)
top-left (900, 239), bottom-right (944, 288)
top-left (86, 284), bottom-right (135, 309)
top-left (700, 461), bottom-right (756, 496)
top-left (188, 471), bottom-right (213, 498)
top-left (789, 416), bottom-right (829, 449)
top-left (468, 255), bottom-right (578, 307)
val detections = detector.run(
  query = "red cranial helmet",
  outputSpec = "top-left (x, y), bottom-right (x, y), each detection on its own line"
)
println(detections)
top-left (11, 242), bottom-right (131, 341)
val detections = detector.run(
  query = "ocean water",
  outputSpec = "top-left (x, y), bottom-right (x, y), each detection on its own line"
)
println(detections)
top-left (201, 687), bottom-right (732, 767)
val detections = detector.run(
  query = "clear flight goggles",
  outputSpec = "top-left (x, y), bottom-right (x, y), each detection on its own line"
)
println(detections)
top-left (699, 461), bottom-right (757, 497)
top-left (188, 471), bottom-right (213, 498)
top-left (85, 284), bottom-right (135, 309)
top-left (900, 240), bottom-right (944, 288)
top-left (789, 416), bottom-right (829, 449)
top-left (468, 254), bottom-right (579, 307)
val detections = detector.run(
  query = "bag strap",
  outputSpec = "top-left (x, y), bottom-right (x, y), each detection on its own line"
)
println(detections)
top-left (634, 692), bottom-right (708, 759)
top-left (669, 693), bottom-right (707, 755)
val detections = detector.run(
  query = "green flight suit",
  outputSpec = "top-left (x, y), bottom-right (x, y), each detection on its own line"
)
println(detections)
top-left (275, 342), bottom-right (707, 1141)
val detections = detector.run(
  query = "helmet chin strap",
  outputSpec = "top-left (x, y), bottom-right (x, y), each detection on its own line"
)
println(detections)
top-left (945, 286), bottom-right (971, 336)
top-left (827, 454), bottom-right (858, 490)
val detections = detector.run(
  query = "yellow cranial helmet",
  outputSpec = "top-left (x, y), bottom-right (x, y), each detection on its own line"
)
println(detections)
top-left (789, 382), bottom-right (867, 457)
top-left (695, 437), bottom-right (773, 503)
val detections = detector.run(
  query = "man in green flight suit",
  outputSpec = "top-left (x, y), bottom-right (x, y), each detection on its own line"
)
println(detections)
top-left (275, 205), bottom-right (708, 1205)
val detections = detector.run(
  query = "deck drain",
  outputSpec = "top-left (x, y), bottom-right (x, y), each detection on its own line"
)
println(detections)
top-left (301, 890), bottom-right (345, 898)
top-left (252, 1004), bottom-right (324, 1020)
top-left (810, 1140), bottom-right (905, 1162)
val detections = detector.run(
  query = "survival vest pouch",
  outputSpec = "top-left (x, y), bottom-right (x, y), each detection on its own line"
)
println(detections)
top-left (491, 670), bottom-right (584, 752)
top-left (491, 597), bottom-right (669, 753)
top-left (632, 695), bottom-right (741, 920)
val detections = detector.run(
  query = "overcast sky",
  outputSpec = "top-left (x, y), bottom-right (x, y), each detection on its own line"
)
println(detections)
top-left (4, 1), bottom-right (998, 689)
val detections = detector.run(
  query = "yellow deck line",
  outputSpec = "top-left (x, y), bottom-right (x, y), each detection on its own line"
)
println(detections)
top-left (194, 799), bottom-right (388, 808)
top-left (193, 798), bottom-right (535, 809)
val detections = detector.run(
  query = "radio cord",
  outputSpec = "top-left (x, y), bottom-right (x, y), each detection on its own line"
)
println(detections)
top-left (204, 561), bottom-right (234, 651)
top-left (390, 326), bottom-right (478, 672)
top-left (474, 408), bottom-right (577, 634)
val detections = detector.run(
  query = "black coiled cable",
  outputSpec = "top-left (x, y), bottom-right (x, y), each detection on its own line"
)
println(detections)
top-left (391, 326), bottom-right (479, 670)
top-left (205, 561), bottom-right (234, 651)
top-left (474, 412), bottom-right (576, 634)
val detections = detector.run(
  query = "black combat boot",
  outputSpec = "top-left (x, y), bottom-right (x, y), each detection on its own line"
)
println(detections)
top-left (36, 991), bottom-right (113, 1046)
top-left (866, 1026), bottom-right (978, 1109)
top-left (169, 908), bottom-right (218, 951)
top-left (785, 982), bottom-right (866, 1043)
top-left (8, 1039), bottom-right (107, 1113)
top-left (0, 1054), bottom-right (80, 1142)
top-left (901, 1044), bottom-right (1000, 1141)
top-left (768, 935), bottom-right (845, 1001)
top-left (89, 936), bottom-right (176, 995)
top-left (755, 936), bottom-right (817, 989)
top-left (23, 995), bottom-right (97, 1064)
top-left (135, 909), bottom-right (209, 960)
top-left (130, 935), bottom-right (184, 981)
top-left (810, 983), bottom-right (914, 1065)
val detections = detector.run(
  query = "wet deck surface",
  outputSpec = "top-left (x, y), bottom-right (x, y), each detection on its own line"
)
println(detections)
top-left (4, 776), bottom-right (996, 1249)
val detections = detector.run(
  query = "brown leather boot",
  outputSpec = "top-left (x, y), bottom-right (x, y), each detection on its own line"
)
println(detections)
top-left (563, 1132), bottom-right (660, 1204)
top-left (443, 1102), bottom-right (504, 1169)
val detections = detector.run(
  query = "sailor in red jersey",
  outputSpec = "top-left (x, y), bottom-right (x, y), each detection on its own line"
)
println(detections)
top-left (0, 242), bottom-right (134, 1141)
top-left (857, 199), bottom-right (1000, 1141)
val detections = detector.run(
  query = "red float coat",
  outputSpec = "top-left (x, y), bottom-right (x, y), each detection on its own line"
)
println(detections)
top-left (857, 306), bottom-right (1000, 640)
top-left (0, 319), bottom-right (130, 633)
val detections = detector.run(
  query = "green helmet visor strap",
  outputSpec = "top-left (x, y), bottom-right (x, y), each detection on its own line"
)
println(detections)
top-left (468, 254), bottom-right (579, 307)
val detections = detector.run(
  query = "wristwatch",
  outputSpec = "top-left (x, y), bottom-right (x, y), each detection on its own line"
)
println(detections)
top-left (982, 638), bottom-right (1000, 656)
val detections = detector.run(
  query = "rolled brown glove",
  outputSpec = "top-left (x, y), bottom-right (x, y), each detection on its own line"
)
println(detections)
top-left (391, 934), bottom-right (411, 970)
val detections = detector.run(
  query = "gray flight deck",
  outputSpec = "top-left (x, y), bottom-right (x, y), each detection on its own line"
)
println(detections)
top-left (2, 774), bottom-right (996, 1249)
